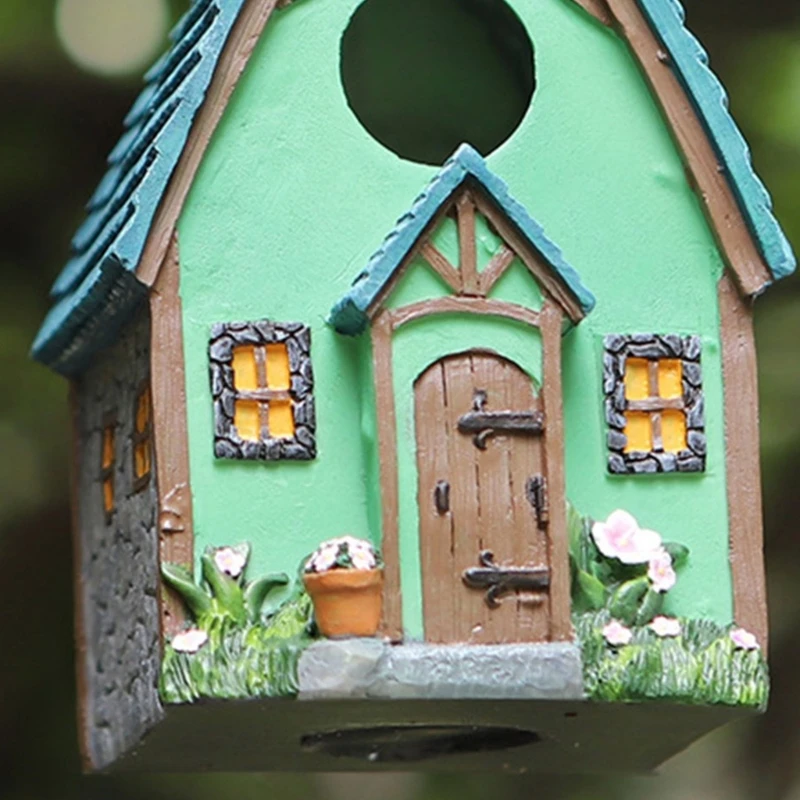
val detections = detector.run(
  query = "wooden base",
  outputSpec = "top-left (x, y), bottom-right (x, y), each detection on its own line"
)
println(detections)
top-left (111, 699), bottom-right (755, 773)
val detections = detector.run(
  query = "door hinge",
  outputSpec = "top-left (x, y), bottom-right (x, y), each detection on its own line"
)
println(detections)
top-left (526, 475), bottom-right (549, 530)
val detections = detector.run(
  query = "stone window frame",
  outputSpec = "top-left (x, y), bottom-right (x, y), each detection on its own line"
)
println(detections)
top-left (604, 334), bottom-right (706, 475)
top-left (209, 320), bottom-right (316, 462)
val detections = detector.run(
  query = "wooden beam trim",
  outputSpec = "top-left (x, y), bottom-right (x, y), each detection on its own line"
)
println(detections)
top-left (150, 233), bottom-right (195, 637)
top-left (389, 296), bottom-right (541, 332)
top-left (718, 272), bottom-right (768, 652)
top-left (372, 311), bottom-right (403, 640)
top-left (540, 303), bottom-right (572, 641)
top-left (627, 397), bottom-right (684, 412)
top-left (136, 0), bottom-right (280, 287)
top-left (457, 192), bottom-right (479, 295)
top-left (569, 0), bottom-right (613, 26)
top-left (420, 241), bottom-right (462, 293)
top-left (604, 0), bottom-right (772, 297)
top-left (480, 245), bottom-right (516, 296)
top-left (472, 193), bottom-right (586, 323)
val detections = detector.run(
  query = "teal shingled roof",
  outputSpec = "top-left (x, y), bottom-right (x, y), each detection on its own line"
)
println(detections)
top-left (329, 144), bottom-right (596, 336)
top-left (638, 0), bottom-right (795, 283)
top-left (33, 0), bottom-right (795, 374)
top-left (32, 0), bottom-right (249, 375)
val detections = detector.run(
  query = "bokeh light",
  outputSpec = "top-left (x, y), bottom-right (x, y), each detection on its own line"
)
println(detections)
top-left (55, 0), bottom-right (169, 77)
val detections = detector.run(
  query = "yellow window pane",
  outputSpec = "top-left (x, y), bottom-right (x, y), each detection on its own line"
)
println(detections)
top-left (658, 359), bottom-right (683, 399)
top-left (135, 442), bottom-right (151, 480)
top-left (624, 358), bottom-right (651, 400)
top-left (233, 346), bottom-right (259, 391)
top-left (662, 409), bottom-right (688, 453)
top-left (103, 477), bottom-right (114, 514)
top-left (136, 390), bottom-right (151, 433)
top-left (269, 400), bottom-right (295, 439)
top-left (266, 344), bottom-right (291, 390)
top-left (235, 400), bottom-right (261, 442)
top-left (624, 411), bottom-right (652, 453)
top-left (102, 427), bottom-right (115, 469)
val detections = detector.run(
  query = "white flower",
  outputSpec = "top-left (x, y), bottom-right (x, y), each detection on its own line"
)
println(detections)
top-left (730, 628), bottom-right (759, 651)
top-left (308, 546), bottom-right (337, 573)
top-left (649, 616), bottom-right (682, 638)
top-left (350, 550), bottom-right (376, 571)
top-left (603, 619), bottom-right (633, 647)
top-left (214, 547), bottom-right (246, 578)
top-left (591, 510), bottom-right (662, 565)
top-left (648, 548), bottom-right (677, 593)
top-left (171, 628), bottom-right (208, 654)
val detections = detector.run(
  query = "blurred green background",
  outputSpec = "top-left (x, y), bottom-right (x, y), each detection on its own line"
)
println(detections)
top-left (1, 0), bottom-right (799, 797)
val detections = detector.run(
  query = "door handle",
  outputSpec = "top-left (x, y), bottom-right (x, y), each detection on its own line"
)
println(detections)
top-left (526, 475), bottom-right (549, 530)
top-left (434, 481), bottom-right (450, 515)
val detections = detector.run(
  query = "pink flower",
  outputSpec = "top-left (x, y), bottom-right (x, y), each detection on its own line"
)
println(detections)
top-left (214, 547), bottom-right (246, 578)
top-left (171, 628), bottom-right (208, 654)
top-left (730, 628), bottom-right (759, 651)
top-left (649, 616), bottom-right (682, 638)
top-left (592, 510), bottom-right (663, 564)
top-left (648, 548), bottom-right (677, 593)
top-left (603, 619), bottom-right (633, 647)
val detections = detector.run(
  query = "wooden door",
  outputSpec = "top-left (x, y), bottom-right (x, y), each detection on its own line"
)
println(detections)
top-left (415, 352), bottom-right (552, 644)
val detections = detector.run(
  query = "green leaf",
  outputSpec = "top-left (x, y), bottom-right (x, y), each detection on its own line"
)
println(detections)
top-left (635, 588), bottom-right (665, 626)
top-left (161, 562), bottom-right (211, 619)
top-left (609, 577), bottom-right (649, 625)
top-left (201, 554), bottom-right (247, 625)
top-left (577, 570), bottom-right (607, 611)
top-left (245, 573), bottom-right (290, 623)
top-left (663, 542), bottom-right (690, 570)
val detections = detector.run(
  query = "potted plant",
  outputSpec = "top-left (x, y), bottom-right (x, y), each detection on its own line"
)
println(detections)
top-left (303, 536), bottom-right (384, 638)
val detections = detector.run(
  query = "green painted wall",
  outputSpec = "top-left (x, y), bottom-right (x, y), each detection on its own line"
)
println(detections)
top-left (178, 0), bottom-right (732, 626)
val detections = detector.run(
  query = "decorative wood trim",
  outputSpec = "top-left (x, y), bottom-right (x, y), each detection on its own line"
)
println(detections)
top-left (540, 303), bottom-right (572, 641)
top-left (150, 234), bottom-right (194, 636)
top-left (569, 0), bottom-right (613, 26)
top-left (136, 0), bottom-right (281, 287)
top-left (372, 311), bottom-right (403, 641)
top-left (69, 383), bottom-right (92, 772)
top-left (718, 272), bottom-right (768, 651)
top-left (420, 241), bottom-right (461, 292)
top-left (457, 192), bottom-right (479, 295)
top-left (472, 193), bottom-right (586, 322)
top-left (389, 296), bottom-right (540, 332)
top-left (480, 245), bottom-right (516, 296)
top-left (604, 0), bottom-right (772, 297)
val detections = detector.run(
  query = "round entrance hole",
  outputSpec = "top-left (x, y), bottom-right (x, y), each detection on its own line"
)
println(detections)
top-left (301, 725), bottom-right (541, 762)
top-left (340, 0), bottom-right (536, 166)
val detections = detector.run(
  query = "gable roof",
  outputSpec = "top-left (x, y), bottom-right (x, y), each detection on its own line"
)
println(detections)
top-left (638, 0), bottom-right (795, 282)
top-left (32, 0), bottom-right (795, 375)
top-left (32, 0), bottom-right (249, 375)
top-left (329, 144), bottom-right (595, 336)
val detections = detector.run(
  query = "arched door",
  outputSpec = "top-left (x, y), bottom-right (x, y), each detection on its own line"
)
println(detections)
top-left (414, 351), bottom-right (553, 644)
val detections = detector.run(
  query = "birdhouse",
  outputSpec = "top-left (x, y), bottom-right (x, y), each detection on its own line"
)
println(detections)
top-left (33, 0), bottom-right (795, 774)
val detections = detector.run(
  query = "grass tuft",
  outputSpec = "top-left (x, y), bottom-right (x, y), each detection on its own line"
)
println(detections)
top-left (575, 611), bottom-right (769, 710)
top-left (160, 592), bottom-right (315, 704)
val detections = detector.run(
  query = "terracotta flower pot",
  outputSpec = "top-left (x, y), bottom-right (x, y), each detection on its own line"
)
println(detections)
top-left (304, 568), bottom-right (384, 638)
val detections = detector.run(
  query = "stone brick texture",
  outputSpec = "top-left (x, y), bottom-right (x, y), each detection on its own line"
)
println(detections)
top-left (74, 303), bottom-right (162, 769)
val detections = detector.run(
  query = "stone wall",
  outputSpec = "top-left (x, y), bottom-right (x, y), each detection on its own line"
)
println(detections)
top-left (74, 303), bottom-right (162, 770)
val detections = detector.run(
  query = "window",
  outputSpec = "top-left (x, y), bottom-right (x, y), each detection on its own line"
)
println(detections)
top-left (133, 383), bottom-right (153, 491)
top-left (101, 415), bottom-right (116, 520)
top-left (209, 321), bottom-right (316, 461)
top-left (604, 335), bottom-right (705, 475)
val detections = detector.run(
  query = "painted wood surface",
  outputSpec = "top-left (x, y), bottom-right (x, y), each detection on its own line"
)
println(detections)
top-left (719, 272), bottom-right (769, 651)
top-left (415, 353), bottom-right (550, 644)
top-left (150, 234), bottom-right (194, 636)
